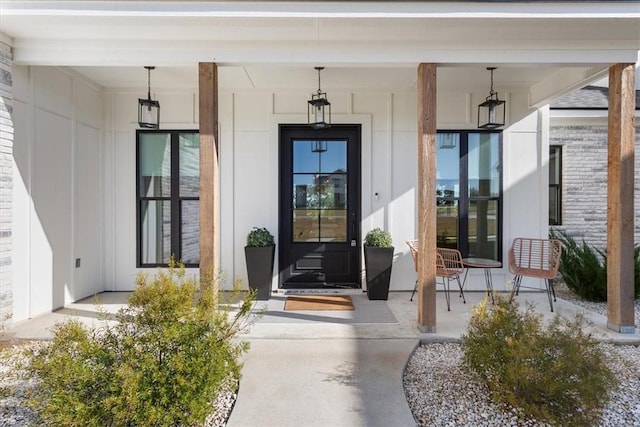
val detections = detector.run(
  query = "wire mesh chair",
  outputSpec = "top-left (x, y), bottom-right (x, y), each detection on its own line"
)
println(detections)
top-left (508, 237), bottom-right (562, 311)
top-left (436, 248), bottom-right (467, 311)
top-left (407, 240), bottom-right (466, 311)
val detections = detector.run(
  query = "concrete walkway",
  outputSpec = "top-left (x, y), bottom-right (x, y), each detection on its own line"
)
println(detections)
top-left (227, 338), bottom-right (418, 427)
top-left (4, 289), bottom-right (639, 427)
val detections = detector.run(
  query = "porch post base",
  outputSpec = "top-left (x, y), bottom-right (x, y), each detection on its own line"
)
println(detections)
top-left (418, 324), bottom-right (437, 333)
top-left (607, 322), bottom-right (637, 334)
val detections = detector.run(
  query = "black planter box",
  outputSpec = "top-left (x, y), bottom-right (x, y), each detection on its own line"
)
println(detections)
top-left (364, 245), bottom-right (394, 300)
top-left (244, 246), bottom-right (275, 300)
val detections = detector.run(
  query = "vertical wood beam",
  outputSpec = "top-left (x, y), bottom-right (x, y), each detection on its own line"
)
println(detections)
top-left (417, 63), bottom-right (437, 332)
top-left (199, 63), bottom-right (220, 283)
top-left (607, 63), bottom-right (636, 333)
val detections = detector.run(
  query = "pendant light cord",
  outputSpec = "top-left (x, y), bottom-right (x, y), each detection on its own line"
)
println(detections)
top-left (147, 67), bottom-right (152, 100)
top-left (488, 67), bottom-right (496, 97)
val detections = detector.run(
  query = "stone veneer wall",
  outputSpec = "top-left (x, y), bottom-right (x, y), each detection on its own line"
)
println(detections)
top-left (0, 42), bottom-right (12, 324)
top-left (550, 124), bottom-right (640, 250)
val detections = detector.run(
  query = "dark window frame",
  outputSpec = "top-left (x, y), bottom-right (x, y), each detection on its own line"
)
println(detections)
top-left (549, 145), bottom-right (562, 226)
top-left (136, 129), bottom-right (200, 268)
top-left (436, 130), bottom-right (503, 262)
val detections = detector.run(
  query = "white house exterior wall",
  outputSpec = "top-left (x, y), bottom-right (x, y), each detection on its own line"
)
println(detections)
top-left (104, 76), bottom-right (548, 295)
top-left (11, 66), bottom-right (103, 323)
top-left (0, 42), bottom-right (12, 322)
top-left (5, 64), bottom-right (555, 324)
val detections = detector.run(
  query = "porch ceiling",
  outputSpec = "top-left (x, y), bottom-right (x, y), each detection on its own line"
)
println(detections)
top-left (1, 1), bottom-right (638, 103)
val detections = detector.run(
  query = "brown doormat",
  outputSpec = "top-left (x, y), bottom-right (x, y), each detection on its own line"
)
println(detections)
top-left (284, 295), bottom-right (354, 311)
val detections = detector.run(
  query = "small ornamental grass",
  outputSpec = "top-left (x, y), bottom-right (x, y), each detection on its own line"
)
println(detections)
top-left (550, 228), bottom-right (640, 301)
top-left (26, 262), bottom-right (255, 427)
top-left (461, 296), bottom-right (618, 426)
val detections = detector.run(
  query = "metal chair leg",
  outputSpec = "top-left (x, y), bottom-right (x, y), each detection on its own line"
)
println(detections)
top-left (509, 275), bottom-right (522, 303)
top-left (545, 279), bottom-right (554, 312)
top-left (514, 275), bottom-right (523, 295)
top-left (443, 278), bottom-right (451, 311)
top-left (410, 279), bottom-right (417, 301)
top-left (456, 276), bottom-right (466, 304)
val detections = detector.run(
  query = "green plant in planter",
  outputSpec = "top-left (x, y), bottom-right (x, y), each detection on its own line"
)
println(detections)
top-left (245, 227), bottom-right (275, 300)
top-left (246, 227), bottom-right (275, 247)
top-left (364, 228), bottom-right (394, 300)
top-left (364, 228), bottom-right (393, 247)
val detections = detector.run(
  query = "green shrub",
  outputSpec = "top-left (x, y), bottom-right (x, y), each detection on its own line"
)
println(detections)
top-left (461, 296), bottom-right (618, 426)
top-left (550, 229), bottom-right (608, 301)
top-left (550, 229), bottom-right (640, 301)
top-left (364, 228), bottom-right (393, 247)
top-left (246, 227), bottom-right (275, 247)
top-left (27, 262), bottom-right (255, 426)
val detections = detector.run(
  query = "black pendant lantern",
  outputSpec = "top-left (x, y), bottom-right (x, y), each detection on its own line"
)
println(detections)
top-left (308, 67), bottom-right (331, 130)
top-left (477, 67), bottom-right (505, 129)
top-left (138, 66), bottom-right (160, 129)
top-left (312, 140), bottom-right (327, 153)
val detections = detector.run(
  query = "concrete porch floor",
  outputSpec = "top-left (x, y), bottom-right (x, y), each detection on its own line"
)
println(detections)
top-left (6, 288), bottom-right (636, 343)
top-left (3, 290), bottom-right (639, 427)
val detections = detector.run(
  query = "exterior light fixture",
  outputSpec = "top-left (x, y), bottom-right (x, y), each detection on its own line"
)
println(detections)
top-left (308, 67), bottom-right (331, 130)
top-left (477, 67), bottom-right (505, 129)
top-left (438, 133), bottom-right (458, 149)
top-left (312, 140), bottom-right (327, 153)
top-left (138, 66), bottom-right (160, 129)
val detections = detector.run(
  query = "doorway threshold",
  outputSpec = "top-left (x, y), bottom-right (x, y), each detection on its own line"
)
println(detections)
top-left (279, 288), bottom-right (364, 296)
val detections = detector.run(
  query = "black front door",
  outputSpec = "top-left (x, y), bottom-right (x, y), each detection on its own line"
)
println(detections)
top-left (279, 124), bottom-right (361, 288)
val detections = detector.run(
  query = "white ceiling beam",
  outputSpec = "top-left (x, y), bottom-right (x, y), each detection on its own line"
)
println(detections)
top-left (11, 38), bottom-right (639, 68)
top-left (2, 1), bottom-right (639, 18)
top-left (529, 66), bottom-right (611, 108)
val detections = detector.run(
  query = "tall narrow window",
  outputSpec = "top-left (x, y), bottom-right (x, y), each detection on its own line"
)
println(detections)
top-left (549, 146), bottom-right (562, 225)
top-left (436, 131), bottom-right (502, 261)
top-left (137, 130), bottom-right (199, 267)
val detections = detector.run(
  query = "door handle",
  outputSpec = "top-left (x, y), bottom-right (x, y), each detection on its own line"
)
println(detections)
top-left (350, 212), bottom-right (357, 247)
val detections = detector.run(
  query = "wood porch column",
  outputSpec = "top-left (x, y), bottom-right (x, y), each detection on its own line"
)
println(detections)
top-left (199, 63), bottom-right (220, 282)
top-left (607, 63), bottom-right (636, 333)
top-left (417, 63), bottom-right (437, 332)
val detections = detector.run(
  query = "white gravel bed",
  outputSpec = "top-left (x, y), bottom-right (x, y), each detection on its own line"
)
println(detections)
top-left (404, 286), bottom-right (640, 427)
top-left (554, 281), bottom-right (640, 329)
top-left (0, 342), bottom-right (238, 427)
top-left (404, 342), bottom-right (640, 427)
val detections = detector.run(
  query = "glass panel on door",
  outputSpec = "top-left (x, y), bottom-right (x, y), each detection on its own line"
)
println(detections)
top-left (292, 139), bottom-right (348, 244)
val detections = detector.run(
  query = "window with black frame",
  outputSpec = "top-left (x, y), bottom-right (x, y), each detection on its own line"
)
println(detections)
top-left (137, 130), bottom-right (200, 267)
top-left (549, 146), bottom-right (562, 226)
top-left (436, 131), bottom-right (502, 261)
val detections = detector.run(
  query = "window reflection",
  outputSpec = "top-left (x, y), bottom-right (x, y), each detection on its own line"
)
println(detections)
top-left (437, 200), bottom-right (458, 249)
top-left (468, 200), bottom-right (498, 259)
top-left (137, 130), bottom-right (200, 267)
top-left (468, 133), bottom-right (500, 197)
top-left (179, 133), bottom-right (199, 197)
top-left (435, 131), bottom-right (502, 261)
top-left (436, 133), bottom-right (460, 199)
top-left (140, 200), bottom-right (171, 264)
top-left (181, 200), bottom-right (199, 264)
top-left (292, 139), bottom-right (348, 242)
top-left (139, 133), bottom-right (171, 197)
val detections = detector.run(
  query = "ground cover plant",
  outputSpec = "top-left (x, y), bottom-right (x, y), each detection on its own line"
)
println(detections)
top-left (550, 229), bottom-right (640, 301)
top-left (461, 296), bottom-right (618, 426)
top-left (25, 262), bottom-right (255, 426)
